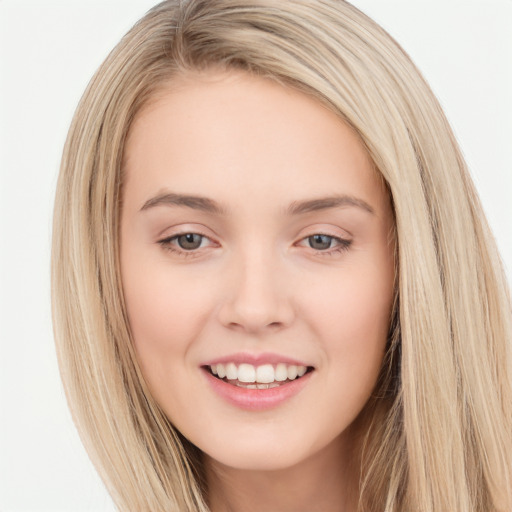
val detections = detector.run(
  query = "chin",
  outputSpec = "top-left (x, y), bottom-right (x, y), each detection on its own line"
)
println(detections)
top-left (205, 445), bottom-right (308, 472)
top-left (197, 426), bottom-right (341, 473)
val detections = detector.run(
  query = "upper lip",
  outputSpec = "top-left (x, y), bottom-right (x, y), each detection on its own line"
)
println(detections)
top-left (201, 352), bottom-right (313, 367)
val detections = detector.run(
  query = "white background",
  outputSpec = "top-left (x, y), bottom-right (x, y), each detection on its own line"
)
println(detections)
top-left (0, 1), bottom-right (511, 510)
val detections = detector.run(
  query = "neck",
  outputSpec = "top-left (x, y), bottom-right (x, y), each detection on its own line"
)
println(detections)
top-left (204, 432), bottom-right (361, 512)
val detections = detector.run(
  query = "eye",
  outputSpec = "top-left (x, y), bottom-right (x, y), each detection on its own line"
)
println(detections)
top-left (174, 233), bottom-right (204, 250)
top-left (307, 234), bottom-right (336, 250)
top-left (158, 232), bottom-right (216, 255)
top-left (297, 233), bottom-right (352, 253)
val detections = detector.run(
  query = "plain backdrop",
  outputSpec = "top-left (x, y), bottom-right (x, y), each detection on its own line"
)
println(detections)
top-left (0, 1), bottom-right (511, 510)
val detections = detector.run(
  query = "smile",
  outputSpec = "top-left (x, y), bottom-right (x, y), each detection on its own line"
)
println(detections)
top-left (208, 363), bottom-right (310, 388)
top-left (202, 358), bottom-right (315, 411)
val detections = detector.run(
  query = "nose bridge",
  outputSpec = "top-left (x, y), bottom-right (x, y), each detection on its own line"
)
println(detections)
top-left (219, 242), bottom-right (293, 332)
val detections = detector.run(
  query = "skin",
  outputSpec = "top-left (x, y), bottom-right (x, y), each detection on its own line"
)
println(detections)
top-left (120, 70), bottom-right (395, 512)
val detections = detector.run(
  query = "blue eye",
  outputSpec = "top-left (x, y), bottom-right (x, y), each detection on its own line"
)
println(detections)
top-left (299, 234), bottom-right (352, 254)
top-left (308, 234), bottom-right (335, 250)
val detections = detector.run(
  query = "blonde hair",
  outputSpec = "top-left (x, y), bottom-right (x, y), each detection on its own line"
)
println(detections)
top-left (52, 1), bottom-right (512, 510)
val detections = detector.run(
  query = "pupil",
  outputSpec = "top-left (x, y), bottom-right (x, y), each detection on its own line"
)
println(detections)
top-left (178, 233), bottom-right (202, 250)
top-left (309, 235), bottom-right (332, 250)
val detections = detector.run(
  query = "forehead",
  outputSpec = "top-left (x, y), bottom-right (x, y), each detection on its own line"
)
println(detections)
top-left (122, 70), bottom-right (387, 215)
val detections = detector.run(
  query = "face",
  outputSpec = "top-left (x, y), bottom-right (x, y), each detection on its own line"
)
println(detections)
top-left (120, 70), bottom-right (395, 471)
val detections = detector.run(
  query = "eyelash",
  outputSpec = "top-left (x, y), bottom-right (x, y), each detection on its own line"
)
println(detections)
top-left (158, 232), bottom-right (214, 258)
top-left (299, 234), bottom-right (352, 255)
top-left (157, 233), bottom-right (352, 257)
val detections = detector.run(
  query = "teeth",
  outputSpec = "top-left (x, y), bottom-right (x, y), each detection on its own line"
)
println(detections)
top-left (275, 363), bottom-right (288, 381)
top-left (238, 363), bottom-right (256, 382)
top-left (216, 364), bottom-right (226, 379)
top-left (209, 362), bottom-right (309, 384)
top-left (256, 364), bottom-right (274, 383)
top-left (236, 382), bottom-right (281, 389)
top-left (225, 362), bottom-right (237, 380)
top-left (287, 365), bottom-right (298, 380)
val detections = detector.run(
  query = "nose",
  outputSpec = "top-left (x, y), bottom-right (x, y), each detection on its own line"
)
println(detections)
top-left (217, 248), bottom-right (295, 334)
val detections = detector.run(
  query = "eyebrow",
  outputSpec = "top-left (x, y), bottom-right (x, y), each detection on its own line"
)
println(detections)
top-left (140, 192), bottom-right (225, 215)
top-left (286, 195), bottom-right (375, 216)
top-left (140, 192), bottom-right (374, 216)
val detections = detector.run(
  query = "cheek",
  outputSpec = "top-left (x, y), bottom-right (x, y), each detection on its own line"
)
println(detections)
top-left (309, 260), bottom-right (393, 341)
top-left (120, 248), bottom-right (214, 384)
top-left (125, 273), bottom-right (183, 347)
top-left (305, 260), bottom-right (393, 396)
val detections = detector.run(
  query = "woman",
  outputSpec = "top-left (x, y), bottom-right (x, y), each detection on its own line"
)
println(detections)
top-left (51, 1), bottom-right (512, 510)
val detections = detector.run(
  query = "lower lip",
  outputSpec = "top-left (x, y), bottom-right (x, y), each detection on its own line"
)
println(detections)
top-left (203, 369), bottom-right (313, 411)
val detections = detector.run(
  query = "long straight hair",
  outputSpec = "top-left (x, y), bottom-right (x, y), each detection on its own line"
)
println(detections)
top-left (52, 1), bottom-right (512, 510)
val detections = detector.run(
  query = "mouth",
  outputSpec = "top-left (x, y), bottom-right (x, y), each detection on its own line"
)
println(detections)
top-left (203, 362), bottom-right (315, 389)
